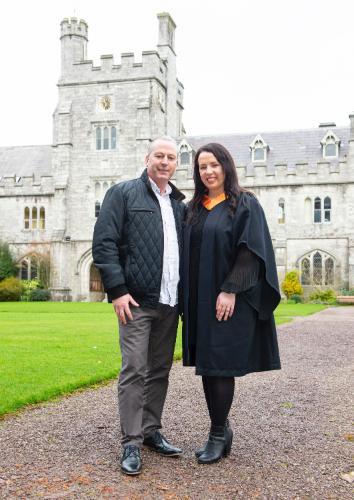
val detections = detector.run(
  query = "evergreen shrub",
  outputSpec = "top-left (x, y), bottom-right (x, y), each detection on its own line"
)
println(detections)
top-left (0, 242), bottom-right (17, 281)
top-left (290, 293), bottom-right (303, 303)
top-left (0, 277), bottom-right (23, 301)
top-left (29, 288), bottom-right (51, 301)
top-left (281, 270), bottom-right (303, 299)
top-left (21, 279), bottom-right (41, 301)
top-left (309, 289), bottom-right (336, 304)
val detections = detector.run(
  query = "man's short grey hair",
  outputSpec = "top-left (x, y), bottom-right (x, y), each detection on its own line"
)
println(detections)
top-left (147, 136), bottom-right (178, 155)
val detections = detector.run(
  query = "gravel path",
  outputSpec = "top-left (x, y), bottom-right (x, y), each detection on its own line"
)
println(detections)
top-left (0, 307), bottom-right (353, 499)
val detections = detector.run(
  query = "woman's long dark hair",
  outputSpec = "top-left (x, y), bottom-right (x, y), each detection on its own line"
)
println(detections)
top-left (187, 142), bottom-right (247, 224)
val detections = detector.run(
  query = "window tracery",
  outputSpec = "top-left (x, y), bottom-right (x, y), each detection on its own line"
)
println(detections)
top-left (299, 250), bottom-right (335, 286)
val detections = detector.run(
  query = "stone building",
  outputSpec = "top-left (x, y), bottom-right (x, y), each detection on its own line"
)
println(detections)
top-left (0, 13), bottom-right (353, 300)
top-left (181, 125), bottom-right (354, 294)
top-left (0, 13), bottom-right (183, 301)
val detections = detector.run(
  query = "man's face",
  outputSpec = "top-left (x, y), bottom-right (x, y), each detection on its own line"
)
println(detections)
top-left (145, 140), bottom-right (178, 187)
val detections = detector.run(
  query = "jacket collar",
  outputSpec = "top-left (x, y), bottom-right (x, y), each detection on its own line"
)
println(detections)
top-left (140, 168), bottom-right (185, 202)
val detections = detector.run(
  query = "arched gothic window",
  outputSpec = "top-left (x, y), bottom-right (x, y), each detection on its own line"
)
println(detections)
top-left (299, 250), bottom-right (335, 286)
top-left (19, 256), bottom-right (40, 281)
top-left (90, 264), bottom-right (103, 292)
top-left (278, 199), bottom-right (285, 224)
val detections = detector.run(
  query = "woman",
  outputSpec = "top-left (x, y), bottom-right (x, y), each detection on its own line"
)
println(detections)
top-left (182, 143), bottom-right (281, 464)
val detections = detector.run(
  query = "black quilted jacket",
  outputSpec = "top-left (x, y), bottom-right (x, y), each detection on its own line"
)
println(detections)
top-left (92, 169), bottom-right (185, 307)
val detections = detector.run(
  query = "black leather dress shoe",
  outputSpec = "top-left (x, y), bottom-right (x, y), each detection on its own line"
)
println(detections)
top-left (120, 445), bottom-right (142, 475)
top-left (143, 431), bottom-right (182, 456)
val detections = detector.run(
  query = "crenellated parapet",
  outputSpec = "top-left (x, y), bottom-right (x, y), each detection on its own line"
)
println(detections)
top-left (59, 15), bottom-right (170, 88)
top-left (60, 17), bottom-right (88, 40)
top-left (236, 159), bottom-right (350, 187)
top-left (59, 49), bottom-right (168, 88)
top-left (175, 156), bottom-right (351, 194)
top-left (0, 174), bottom-right (54, 196)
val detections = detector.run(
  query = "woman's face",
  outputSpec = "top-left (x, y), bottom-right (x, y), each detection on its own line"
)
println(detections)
top-left (198, 151), bottom-right (225, 196)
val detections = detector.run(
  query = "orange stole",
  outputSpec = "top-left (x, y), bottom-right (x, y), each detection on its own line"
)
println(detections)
top-left (202, 193), bottom-right (227, 210)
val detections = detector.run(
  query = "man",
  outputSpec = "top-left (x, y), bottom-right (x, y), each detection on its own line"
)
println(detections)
top-left (92, 137), bottom-right (185, 475)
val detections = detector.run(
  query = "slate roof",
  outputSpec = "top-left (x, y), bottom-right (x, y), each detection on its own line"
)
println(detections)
top-left (0, 126), bottom-right (350, 180)
top-left (186, 127), bottom-right (350, 169)
top-left (0, 145), bottom-right (52, 180)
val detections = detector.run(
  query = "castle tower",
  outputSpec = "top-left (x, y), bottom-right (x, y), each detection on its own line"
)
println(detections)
top-left (49, 13), bottom-right (184, 300)
top-left (60, 17), bottom-right (88, 78)
top-left (157, 13), bottom-right (181, 138)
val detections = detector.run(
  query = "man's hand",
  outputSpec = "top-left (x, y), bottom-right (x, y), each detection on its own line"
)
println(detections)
top-left (112, 294), bottom-right (140, 324)
top-left (216, 292), bottom-right (236, 321)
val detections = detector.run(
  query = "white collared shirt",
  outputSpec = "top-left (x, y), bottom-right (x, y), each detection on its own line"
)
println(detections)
top-left (149, 178), bottom-right (179, 306)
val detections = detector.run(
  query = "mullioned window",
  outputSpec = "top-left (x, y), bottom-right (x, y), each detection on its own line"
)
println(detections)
top-left (24, 206), bottom-right (45, 230)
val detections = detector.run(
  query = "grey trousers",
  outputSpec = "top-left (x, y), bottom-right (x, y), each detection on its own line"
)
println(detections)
top-left (118, 303), bottom-right (178, 447)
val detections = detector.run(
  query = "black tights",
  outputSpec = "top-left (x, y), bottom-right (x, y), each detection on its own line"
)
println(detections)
top-left (202, 376), bottom-right (235, 428)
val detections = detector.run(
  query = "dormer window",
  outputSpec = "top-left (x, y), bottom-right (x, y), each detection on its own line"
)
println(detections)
top-left (254, 142), bottom-right (265, 161)
top-left (321, 130), bottom-right (340, 159)
top-left (250, 135), bottom-right (268, 163)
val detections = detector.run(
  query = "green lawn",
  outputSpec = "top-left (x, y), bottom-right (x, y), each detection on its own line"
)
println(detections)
top-left (274, 302), bottom-right (326, 324)
top-left (0, 302), bottom-right (324, 417)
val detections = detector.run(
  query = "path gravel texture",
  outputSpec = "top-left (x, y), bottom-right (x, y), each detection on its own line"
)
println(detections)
top-left (0, 307), bottom-right (353, 499)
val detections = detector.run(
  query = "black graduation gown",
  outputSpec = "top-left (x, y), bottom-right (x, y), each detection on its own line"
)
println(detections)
top-left (182, 192), bottom-right (281, 377)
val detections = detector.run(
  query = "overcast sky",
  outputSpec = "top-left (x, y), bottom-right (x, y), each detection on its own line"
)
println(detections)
top-left (2, 0), bottom-right (354, 146)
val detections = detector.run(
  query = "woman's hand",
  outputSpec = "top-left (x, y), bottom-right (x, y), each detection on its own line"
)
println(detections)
top-left (216, 292), bottom-right (236, 321)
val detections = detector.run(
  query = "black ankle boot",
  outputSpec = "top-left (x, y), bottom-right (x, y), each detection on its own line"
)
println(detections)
top-left (197, 423), bottom-right (233, 464)
top-left (195, 419), bottom-right (230, 459)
